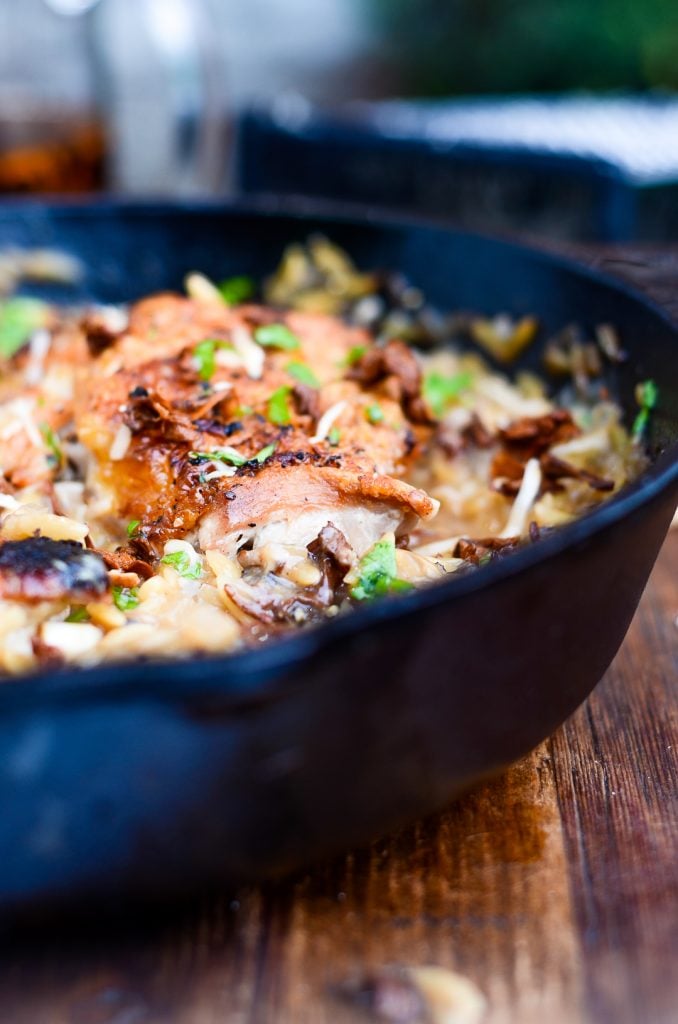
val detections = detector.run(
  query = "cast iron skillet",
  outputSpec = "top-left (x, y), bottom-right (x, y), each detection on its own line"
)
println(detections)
top-left (0, 200), bottom-right (676, 917)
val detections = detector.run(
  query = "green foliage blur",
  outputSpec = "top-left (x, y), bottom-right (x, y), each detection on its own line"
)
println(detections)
top-left (369, 0), bottom-right (678, 95)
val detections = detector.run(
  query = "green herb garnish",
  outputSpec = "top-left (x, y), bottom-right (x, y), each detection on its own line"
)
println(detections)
top-left (0, 298), bottom-right (48, 359)
top-left (194, 338), bottom-right (217, 381)
top-left (66, 607), bottom-right (89, 623)
top-left (366, 403), bottom-right (384, 425)
top-left (254, 324), bottom-right (301, 351)
top-left (632, 379), bottom-right (658, 441)
top-left (193, 338), bottom-right (233, 381)
top-left (350, 535), bottom-right (413, 602)
top-left (161, 550), bottom-right (202, 580)
top-left (219, 275), bottom-right (255, 306)
top-left (112, 586), bottom-right (140, 611)
top-left (328, 427), bottom-right (341, 447)
top-left (126, 519), bottom-right (141, 537)
top-left (190, 447), bottom-right (246, 467)
top-left (190, 442), bottom-right (277, 466)
top-left (344, 345), bottom-right (367, 366)
top-left (254, 442), bottom-right (277, 463)
top-left (39, 422), bottom-right (62, 466)
top-left (422, 370), bottom-right (473, 418)
top-left (286, 361), bottom-right (320, 388)
top-left (268, 386), bottom-right (292, 426)
top-left (389, 578), bottom-right (416, 592)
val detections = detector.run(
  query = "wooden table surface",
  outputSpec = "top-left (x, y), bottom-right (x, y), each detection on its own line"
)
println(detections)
top-left (1, 249), bottom-right (677, 1024)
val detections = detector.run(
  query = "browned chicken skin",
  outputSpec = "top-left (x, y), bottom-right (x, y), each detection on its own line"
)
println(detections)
top-left (74, 297), bottom-right (439, 561)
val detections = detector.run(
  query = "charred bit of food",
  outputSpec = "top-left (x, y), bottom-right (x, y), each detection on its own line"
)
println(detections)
top-left (0, 538), bottom-right (108, 603)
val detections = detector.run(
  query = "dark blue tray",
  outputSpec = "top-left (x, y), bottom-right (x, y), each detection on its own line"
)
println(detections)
top-left (235, 107), bottom-right (678, 242)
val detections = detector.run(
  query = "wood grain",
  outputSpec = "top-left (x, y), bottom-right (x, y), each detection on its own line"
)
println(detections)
top-left (2, 532), bottom-right (675, 1024)
top-left (0, 250), bottom-right (676, 1024)
top-left (551, 531), bottom-right (678, 1024)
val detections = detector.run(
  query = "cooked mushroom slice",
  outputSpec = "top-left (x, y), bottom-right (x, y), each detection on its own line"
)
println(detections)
top-left (539, 453), bottom-right (615, 493)
top-left (454, 535), bottom-right (521, 564)
top-left (307, 522), bottom-right (355, 603)
top-left (92, 545), bottom-right (154, 579)
top-left (348, 339), bottom-right (430, 423)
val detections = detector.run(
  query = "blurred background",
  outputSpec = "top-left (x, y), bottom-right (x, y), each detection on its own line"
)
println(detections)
top-left (1, 0), bottom-right (678, 239)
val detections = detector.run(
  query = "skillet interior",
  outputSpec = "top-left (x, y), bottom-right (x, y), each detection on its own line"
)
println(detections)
top-left (0, 199), bottom-right (675, 914)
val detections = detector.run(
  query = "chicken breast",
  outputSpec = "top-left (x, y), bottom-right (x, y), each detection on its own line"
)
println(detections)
top-left (70, 295), bottom-right (438, 619)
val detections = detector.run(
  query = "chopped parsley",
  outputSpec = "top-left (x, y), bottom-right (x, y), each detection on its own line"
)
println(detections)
top-left (190, 442), bottom-right (277, 466)
top-left (194, 338), bottom-right (218, 380)
top-left (161, 550), bottom-right (202, 580)
top-left (268, 386), bottom-right (292, 426)
top-left (286, 361), bottom-right (319, 388)
top-left (112, 585), bottom-right (140, 611)
top-left (193, 337), bottom-right (233, 381)
top-left (190, 447), bottom-right (246, 467)
top-left (423, 370), bottom-right (473, 418)
top-left (39, 422), bottom-right (62, 466)
top-left (126, 519), bottom-right (141, 537)
top-left (254, 442), bottom-right (277, 463)
top-left (344, 345), bottom-right (367, 366)
top-left (218, 275), bottom-right (255, 306)
top-left (254, 324), bottom-right (300, 351)
top-left (350, 535), bottom-right (413, 602)
top-left (328, 426), bottom-right (341, 447)
top-left (66, 607), bottom-right (89, 623)
top-left (0, 298), bottom-right (49, 359)
top-left (632, 379), bottom-right (658, 441)
top-left (366, 403), bottom-right (384, 425)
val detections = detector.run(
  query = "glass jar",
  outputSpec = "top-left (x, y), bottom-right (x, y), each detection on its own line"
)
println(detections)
top-left (0, 0), bottom-right (226, 195)
top-left (85, 0), bottom-right (228, 195)
top-left (0, 0), bottom-right (106, 193)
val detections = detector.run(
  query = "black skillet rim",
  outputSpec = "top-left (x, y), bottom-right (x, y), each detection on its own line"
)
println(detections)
top-left (0, 196), bottom-right (675, 711)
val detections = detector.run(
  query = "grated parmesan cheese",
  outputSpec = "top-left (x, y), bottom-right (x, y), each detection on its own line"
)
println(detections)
top-left (500, 458), bottom-right (542, 538)
top-left (24, 329), bottom-right (52, 387)
top-left (311, 400), bottom-right (347, 443)
top-left (232, 325), bottom-right (264, 379)
top-left (184, 272), bottom-right (223, 304)
top-left (109, 423), bottom-right (132, 461)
